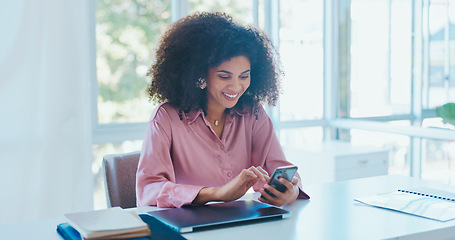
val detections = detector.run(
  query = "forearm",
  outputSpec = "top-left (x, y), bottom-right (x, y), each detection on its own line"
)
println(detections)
top-left (137, 178), bottom-right (205, 208)
top-left (192, 187), bottom-right (219, 205)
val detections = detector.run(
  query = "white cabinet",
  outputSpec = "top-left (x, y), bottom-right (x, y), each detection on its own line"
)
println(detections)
top-left (284, 141), bottom-right (389, 185)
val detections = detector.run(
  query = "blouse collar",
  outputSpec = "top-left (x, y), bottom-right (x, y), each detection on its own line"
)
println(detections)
top-left (184, 106), bottom-right (249, 125)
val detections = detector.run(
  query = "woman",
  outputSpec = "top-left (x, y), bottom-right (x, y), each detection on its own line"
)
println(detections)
top-left (136, 12), bottom-right (309, 208)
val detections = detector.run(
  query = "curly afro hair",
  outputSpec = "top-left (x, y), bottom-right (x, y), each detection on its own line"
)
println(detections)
top-left (147, 12), bottom-right (282, 112)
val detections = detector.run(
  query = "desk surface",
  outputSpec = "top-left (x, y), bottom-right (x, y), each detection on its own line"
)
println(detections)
top-left (3, 175), bottom-right (455, 240)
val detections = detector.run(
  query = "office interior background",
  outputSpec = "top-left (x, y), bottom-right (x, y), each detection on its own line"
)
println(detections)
top-left (0, 0), bottom-right (454, 224)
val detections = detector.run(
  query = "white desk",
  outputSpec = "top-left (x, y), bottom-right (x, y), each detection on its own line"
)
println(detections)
top-left (3, 175), bottom-right (455, 240)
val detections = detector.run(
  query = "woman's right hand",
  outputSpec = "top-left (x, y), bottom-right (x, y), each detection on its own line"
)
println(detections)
top-left (193, 166), bottom-right (269, 204)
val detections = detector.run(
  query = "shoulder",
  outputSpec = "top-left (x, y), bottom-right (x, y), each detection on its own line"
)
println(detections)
top-left (254, 106), bottom-right (269, 119)
top-left (149, 102), bottom-right (180, 123)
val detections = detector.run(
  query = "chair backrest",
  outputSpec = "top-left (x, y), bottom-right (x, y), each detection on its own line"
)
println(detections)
top-left (102, 151), bottom-right (140, 208)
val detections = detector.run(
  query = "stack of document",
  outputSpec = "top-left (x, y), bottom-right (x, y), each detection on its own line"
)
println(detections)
top-left (62, 207), bottom-right (150, 239)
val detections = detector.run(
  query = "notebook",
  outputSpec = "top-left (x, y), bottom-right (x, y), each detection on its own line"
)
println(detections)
top-left (63, 207), bottom-right (150, 239)
top-left (57, 214), bottom-right (187, 240)
top-left (354, 187), bottom-right (455, 221)
top-left (147, 200), bottom-right (290, 233)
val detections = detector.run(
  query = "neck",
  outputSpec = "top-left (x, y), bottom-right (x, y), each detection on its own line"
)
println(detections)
top-left (205, 105), bottom-right (226, 120)
top-left (205, 106), bottom-right (226, 127)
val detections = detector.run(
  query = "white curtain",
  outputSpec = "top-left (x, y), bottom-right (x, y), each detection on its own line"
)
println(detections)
top-left (0, 0), bottom-right (93, 224)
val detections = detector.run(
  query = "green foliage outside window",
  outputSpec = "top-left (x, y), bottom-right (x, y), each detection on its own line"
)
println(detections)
top-left (96, 0), bottom-right (171, 123)
top-left (436, 103), bottom-right (455, 127)
top-left (188, 0), bottom-right (253, 25)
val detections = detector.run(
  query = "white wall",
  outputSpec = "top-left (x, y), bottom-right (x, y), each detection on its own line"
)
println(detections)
top-left (0, 0), bottom-right (94, 224)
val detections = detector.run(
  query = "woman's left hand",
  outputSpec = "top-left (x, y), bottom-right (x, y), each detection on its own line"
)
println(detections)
top-left (258, 177), bottom-right (299, 207)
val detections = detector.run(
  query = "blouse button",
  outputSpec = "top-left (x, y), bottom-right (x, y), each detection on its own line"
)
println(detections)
top-left (220, 145), bottom-right (224, 150)
top-left (227, 172), bottom-right (232, 177)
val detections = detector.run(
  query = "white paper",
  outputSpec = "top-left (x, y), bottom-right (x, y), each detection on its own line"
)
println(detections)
top-left (355, 190), bottom-right (455, 222)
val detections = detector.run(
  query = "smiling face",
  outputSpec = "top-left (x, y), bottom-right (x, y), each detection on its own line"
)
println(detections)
top-left (206, 55), bottom-right (251, 113)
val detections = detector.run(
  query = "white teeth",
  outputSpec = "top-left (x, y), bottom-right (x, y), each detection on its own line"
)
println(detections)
top-left (223, 93), bottom-right (238, 98)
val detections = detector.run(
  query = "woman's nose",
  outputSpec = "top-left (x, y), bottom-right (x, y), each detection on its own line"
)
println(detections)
top-left (230, 77), bottom-right (242, 90)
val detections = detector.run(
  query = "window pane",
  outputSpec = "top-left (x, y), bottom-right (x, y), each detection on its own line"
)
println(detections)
top-left (349, 0), bottom-right (412, 117)
top-left (280, 127), bottom-right (323, 149)
top-left (426, 0), bottom-right (455, 108)
top-left (188, 0), bottom-right (254, 25)
top-left (96, 0), bottom-right (170, 124)
top-left (423, 117), bottom-right (455, 130)
top-left (279, 0), bottom-right (323, 121)
top-left (389, 0), bottom-right (412, 111)
top-left (92, 140), bottom-right (143, 210)
top-left (421, 118), bottom-right (455, 184)
top-left (350, 125), bottom-right (410, 176)
top-left (421, 138), bottom-right (455, 184)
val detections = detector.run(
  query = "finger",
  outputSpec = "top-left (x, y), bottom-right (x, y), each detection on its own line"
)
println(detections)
top-left (264, 183), bottom-right (283, 198)
top-left (256, 167), bottom-right (271, 182)
top-left (248, 167), bottom-right (262, 178)
top-left (242, 168), bottom-right (258, 178)
top-left (248, 167), bottom-right (267, 182)
top-left (278, 177), bottom-right (294, 190)
top-left (257, 166), bottom-right (269, 176)
top-left (291, 177), bottom-right (299, 185)
top-left (258, 188), bottom-right (274, 202)
top-left (259, 190), bottom-right (284, 207)
top-left (240, 169), bottom-right (258, 183)
top-left (258, 195), bottom-right (273, 205)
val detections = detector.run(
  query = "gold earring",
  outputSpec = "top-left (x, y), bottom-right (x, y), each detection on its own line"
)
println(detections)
top-left (197, 77), bottom-right (206, 89)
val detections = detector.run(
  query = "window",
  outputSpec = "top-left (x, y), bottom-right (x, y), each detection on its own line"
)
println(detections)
top-left (95, 0), bottom-right (171, 124)
top-left (421, 138), bottom-right (455, 184)
top-left (92, 0), bottom-right (455, 209)
top-left (337, 0), bottom-right (455, 182)
top-left (424, 0), bottom-right (455, 109)
top-left (350, 123), bottom-right (411, 176)
top-left (94, 0), bottom-right (172, 209)
top-left (279, 0), bottom-right (324, 121)
top-left (421, 118), bottom-right (455, 184)
top-left (188, 0), bottom-right (254, 25)
top-left (348, 0), bottom-right (412, 118)
top-left (280, 127), bottom-right (323, 149)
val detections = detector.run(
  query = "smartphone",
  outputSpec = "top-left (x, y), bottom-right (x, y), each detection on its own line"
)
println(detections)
top-left (262, 165), bottom-right (298, 199)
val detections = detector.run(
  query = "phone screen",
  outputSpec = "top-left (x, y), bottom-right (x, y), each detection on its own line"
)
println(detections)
top-left (262, 165), bottom-right (298, 198)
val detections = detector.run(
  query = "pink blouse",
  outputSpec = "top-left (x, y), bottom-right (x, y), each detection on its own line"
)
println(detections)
top-left (136, 102), bottom-right (309, 208)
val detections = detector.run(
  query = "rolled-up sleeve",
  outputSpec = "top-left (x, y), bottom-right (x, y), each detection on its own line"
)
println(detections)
top-left (136, 106), bottom-right (204, 208)
top-left (251, 108), bottom-right (310, 199)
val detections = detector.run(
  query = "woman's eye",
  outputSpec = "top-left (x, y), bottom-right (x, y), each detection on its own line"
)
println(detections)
top-left (218, 75), bottom-right (230, 80)
top-left (240, 75), bottom-right (249, 79)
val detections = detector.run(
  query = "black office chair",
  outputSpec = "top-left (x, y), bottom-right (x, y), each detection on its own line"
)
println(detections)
top-left (102, 151), bottom-right (140, 208)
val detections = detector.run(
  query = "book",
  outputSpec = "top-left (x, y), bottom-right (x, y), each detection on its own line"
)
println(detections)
top-left (354, 187), bottom-right (455, 221)
top-left (63, 207), bottom-right (150, 239)
top-left (57, 215), bottom-right (187, 240)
